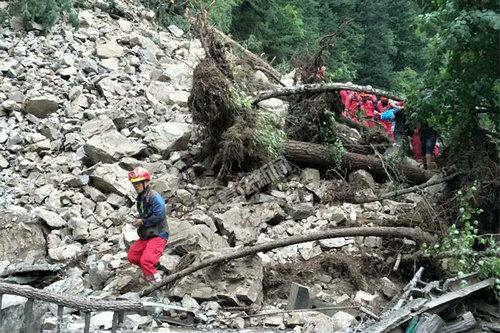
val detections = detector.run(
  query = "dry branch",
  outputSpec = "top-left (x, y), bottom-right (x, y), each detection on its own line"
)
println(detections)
top-left (211, 27), bottom-right (282, 80)
top-left (355, 173), bottom-right (461, 203)
top-left (140, 226), bottom-right (435, 296)
top-left (282, 140), bottom-right (433, 184)
top-left (253, 82), bottom-right (402, 105)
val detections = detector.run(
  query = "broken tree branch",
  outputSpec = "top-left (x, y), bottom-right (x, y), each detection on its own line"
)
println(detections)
top-left (236, 305), bottom-right (359, 318)
top-left (253, 82), bottom-right (402, 106)
top-left (211, 27), bottom-right (282, 80)
top-left (355, 172), bottom-right (461, 204)
top-left (393, 267), bottom-right (424, 311)
top-left (401, 249), bottom-right (500, 261)
top-left (282, 140), bottom-right (433, 184)
top-left (140, 226), bottom-right (435, 296)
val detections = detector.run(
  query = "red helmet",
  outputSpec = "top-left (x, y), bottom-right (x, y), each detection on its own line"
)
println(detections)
top-left (128, 167), bottom-right (151, 183)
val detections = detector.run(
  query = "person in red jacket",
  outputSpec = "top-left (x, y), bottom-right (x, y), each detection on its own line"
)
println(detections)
top-left (376, 97), bottom-right (393, 139)
top-left (360, 93), bottom-right (375, 128)
top-left (346, 92), bottom-right (360, 122)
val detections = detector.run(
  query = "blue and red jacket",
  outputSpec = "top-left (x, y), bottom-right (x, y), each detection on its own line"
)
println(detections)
top-left (136, 186), bottom-right (169, 240)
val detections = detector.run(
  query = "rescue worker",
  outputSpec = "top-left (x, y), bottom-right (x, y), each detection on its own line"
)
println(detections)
top-left (360, 93), bottom-right (375, 128)
top-left (127, 167), bottom-right (169, 283)
top-left (376, 97), bottom-right (393, 138)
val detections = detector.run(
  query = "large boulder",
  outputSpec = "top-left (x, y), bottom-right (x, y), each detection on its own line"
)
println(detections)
top-left (35, 208), bottom-right (66, 228)
top-left (96, 40), bottom-right (125, 58)
top-left (88, 163), bottom-right (135, 200)
top-left (84, 131), bottom-right (147, 164)
top-left (144, 122), bottom-right (191, 156)
top-left (0, 207), bottom-right (46, 261)
top-left (214, 204), bottom-right (287, 245)
top-left (170, 250), bottom-right (263, 306)
top-left (0, 295), bottom-right (49, 333)
top-left (23, 95), bottom-right (59, 118)
top-left (168, 218), bottom-right (229, 254)
top-left (81, 116), bottom-right (117, 138)
top-left (348, 169), bottom-right (376, 191)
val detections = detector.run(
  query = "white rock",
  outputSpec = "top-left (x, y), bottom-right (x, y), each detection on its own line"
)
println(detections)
top-left (96, 40), bottom-right (125, 58)
top-left (36, 208), bottom-right (66, 228)
top-left (354, 290), bottom-right (379, 303)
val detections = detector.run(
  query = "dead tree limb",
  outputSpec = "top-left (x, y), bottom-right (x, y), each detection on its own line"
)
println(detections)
top-left (401, 249), bottom-right (500, 261)
top-left (253, 65), bottom-right (286, 87)
top-left (211, 27), bottom-right (282, 80)
top-left (253, 82), bottom-right (402, 106)
top-left (355, 173), bottom-right (461, 203)
top-left (393, 267), bottom-right (424, 310)
top-left (140, 226), bottom-right (435, 296)
top-left (282, 140), bottom-right (433, 184)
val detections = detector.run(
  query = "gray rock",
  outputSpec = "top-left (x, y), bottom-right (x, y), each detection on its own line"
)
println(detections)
top-left (301, 168), bottom-right (321, 184)
top-left (130, 35), bottom-right (159, 62)
top-left (68, 217), bottom-right (89, 240)
top-left (168, 90), bottom-right (190, 106)
top-left (48, 243), bottom-right (82, 261)
top-left (144, 122), bottom-right (191, 156)
top-left (96, 40), bottom-right (125, 58)
top-left (100, 58), bottom-right (119, 71)
top-left (0, 154), bottom-right (9, 169)
top-left (287, 203), bottom-right (315, 220)
top-left (122, 223), bottom-right (139, 246)
top-left (81, 116), bottom-right (117, 138)
top-left (168, 24), bottom-right (184, 37)
top-left (171, 250), bottom-right (263, 306)
top-left (79, 57), bottom-right (98, 73)
top-left (0, 294), bottom-right (48, 333)
top-left (158, 253), bottom-right (181, 272)
top-left (89, 163), bottom-right (135, 199)
top-left (23, 95), bottom-right (59, 118)
top-left (331, 311), bottom-right (357, 331)
top-left (214, 206), bottom-right (258, 245)
top-left (349, 169), bottom-right (376, 191)
top-left (380, 277), bottom-right (398, 299)
top-left (84, 130), bottom-right (146, 164)
top-left (168, 218), bottom-right (228, 253)
top-left (35, 208), bottom-right (66, 228)
top-left (0, 208), bottom-right (46, 261)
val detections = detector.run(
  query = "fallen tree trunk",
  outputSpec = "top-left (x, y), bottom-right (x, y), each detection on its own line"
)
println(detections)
top-left (140, 226), bottom-right (435, 296)
top-left (253, 82), bottom-right (402, 105)
top-left (282, 140), bottom-right (433, 184)
top-left (355, 172), bottom-right (460, 203)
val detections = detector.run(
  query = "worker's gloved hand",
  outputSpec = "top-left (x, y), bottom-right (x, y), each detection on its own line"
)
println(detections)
top-left (132, 218), bottom-right (143, 227)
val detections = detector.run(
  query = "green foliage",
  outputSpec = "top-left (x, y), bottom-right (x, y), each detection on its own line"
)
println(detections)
top-left (326, 139), bottom-right (346, 168)
top-left (424, 184), bottom-right (500, 279)
top-left (407, 1), bottom-right (499, 142)
top-left (8, 0), bottom-right (79, 30)
top-left (254, 110), bottom-right (287, 158)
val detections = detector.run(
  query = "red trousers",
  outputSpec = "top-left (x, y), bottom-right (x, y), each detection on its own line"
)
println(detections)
top-left (127, 237), bottom-right (167, 276)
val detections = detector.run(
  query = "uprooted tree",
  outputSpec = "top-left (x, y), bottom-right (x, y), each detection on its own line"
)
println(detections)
top-left (188, 16), bottom-right (430, 184)
top-left (186, 11), bottom-right (499, 282)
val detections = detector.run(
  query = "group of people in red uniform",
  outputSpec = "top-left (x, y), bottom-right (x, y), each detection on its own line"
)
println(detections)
top-left (338, 86), bottom-right (439, 169)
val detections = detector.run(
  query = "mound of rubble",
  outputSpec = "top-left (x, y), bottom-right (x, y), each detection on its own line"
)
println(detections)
top-left (0, 2), bottom-right (497, 333)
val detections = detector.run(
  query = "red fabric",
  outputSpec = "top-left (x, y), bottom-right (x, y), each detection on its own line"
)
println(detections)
top-left (128, 237), bottom-right (167, 276)
top-left (411, 130), bottom-right (423, 161)
top-left (361, 100), bottom-right (374, 117)
top-left (340, 90), bottom-right (351, 106)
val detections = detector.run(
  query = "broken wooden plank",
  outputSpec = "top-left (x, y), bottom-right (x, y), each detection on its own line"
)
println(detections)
top-left (442, 311), bottom-right (476, 333)
top-left (363, 298), bottom-right (427, 333)
top-left (420, 278), bottom-right (495, 314)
